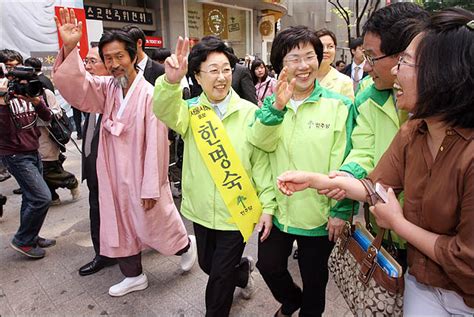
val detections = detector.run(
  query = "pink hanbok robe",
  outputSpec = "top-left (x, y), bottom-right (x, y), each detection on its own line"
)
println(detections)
top-left (52, 47), bottom-right (188, 258)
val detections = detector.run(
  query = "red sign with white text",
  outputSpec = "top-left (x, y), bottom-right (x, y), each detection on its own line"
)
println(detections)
top-left (55, 7), bottom-right (89, 59)
top-left (145, 36), bottom-right (163, 48)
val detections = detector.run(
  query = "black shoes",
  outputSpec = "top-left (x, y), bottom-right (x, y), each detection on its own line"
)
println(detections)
top-left (79, 256), bottom-right (117, 276)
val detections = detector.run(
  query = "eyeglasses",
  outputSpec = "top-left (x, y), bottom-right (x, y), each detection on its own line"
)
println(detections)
top-left (362, 50), bottom-right (399, 67)
top-left (284, 54), bottom-right (318, 66)
top-left (84, 58), bottom-right (102, 66)
top-left (199, 67), bottom-right (233, 76)
top-left (397, 55), bottom-right (417, 71)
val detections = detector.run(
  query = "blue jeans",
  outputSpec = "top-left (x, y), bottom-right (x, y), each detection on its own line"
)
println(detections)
top-left (1, 152), bottom-right (51, 247)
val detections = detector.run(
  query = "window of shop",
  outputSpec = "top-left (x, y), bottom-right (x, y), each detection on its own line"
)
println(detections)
top-left (185, 0), bottom-right (253, 59)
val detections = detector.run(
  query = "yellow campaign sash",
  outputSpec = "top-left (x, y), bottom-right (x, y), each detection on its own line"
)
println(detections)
top-left (189, 105), bottom-right (262, 242)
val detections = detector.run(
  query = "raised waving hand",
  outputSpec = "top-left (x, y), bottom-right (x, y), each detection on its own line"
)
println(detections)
top-left (165, 37), bottom-right (190, 85)
top-left (54, 8), bottom-right (83, 57)
top-left (273, 66), bottom-right (296, 110)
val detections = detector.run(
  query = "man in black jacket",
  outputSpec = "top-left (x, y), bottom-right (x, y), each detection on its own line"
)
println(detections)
top-left (78, 46), bottom-right (117, 276)
top-left (122, 25), bottom-right (164, 85)
top-left (342, 37), bottom-right (368, 93)
top-left (227, 47), bottom-right (257, 105)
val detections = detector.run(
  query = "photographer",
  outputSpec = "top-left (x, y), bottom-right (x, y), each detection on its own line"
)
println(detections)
top-left (24, 57), bottom-right (80, 206)
top-left (0, 49), bottom-right (55, 259)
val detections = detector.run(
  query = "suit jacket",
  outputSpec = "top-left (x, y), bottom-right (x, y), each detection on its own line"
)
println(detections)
top-left (81, 113), bottom-right (102, 182)
top-left (39, 73), bottom-right (55, 92)
top-left (231, 64), bottom-right (258, 105)
top-left (143, 57), bottom-right (165, 85)
top-left (343, 63), bottom-right (368, 81)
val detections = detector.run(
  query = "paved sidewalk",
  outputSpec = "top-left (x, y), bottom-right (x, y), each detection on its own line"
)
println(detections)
top-left (0, 140), bottom-right (351, 316)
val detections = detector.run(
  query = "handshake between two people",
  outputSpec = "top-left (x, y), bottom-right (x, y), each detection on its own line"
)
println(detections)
top-left (277, 170), bottom-right (405, 235)
top-left (277, 170), bottom-right (353, 201)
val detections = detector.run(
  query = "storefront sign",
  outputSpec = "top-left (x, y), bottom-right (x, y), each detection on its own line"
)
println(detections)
top-left (188, 3), bottom-right (204, 39)
top-left (145, 36), bottom-right (163, 48)
top-left (203, 4), bottom-right (228, 38)
top-left (84, 5), bottom-right (153, 25)
top-left (228, 17), bottom-right (240, 32)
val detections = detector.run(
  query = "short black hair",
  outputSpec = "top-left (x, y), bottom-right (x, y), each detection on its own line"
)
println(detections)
top-left (363, 2), bottom-right (429, 56)
top-left (411, 8), bottom-right (474, 129)
top-left (188, 36), bottom-right (238, 75)
top-left (250, 58), bottom-right (267, 85)
top-left (122, 24), bottom-right (146, 50)
top-left (98, 30), bottom-right (137, 65)
top-left (270, 25), bottom-right (323, 74)
top-left (151, 48), bottom-right (171, 63)
top-left (349, 37), bottom-right (363, 51)
top-left (315, 28), bottom-right (337, 47)
top-left (24, 57), bottom-right (42, 72)
top-left (335, 60), bottom-right (345, 67)
top-left (0, 49), bottom-right (23, 64)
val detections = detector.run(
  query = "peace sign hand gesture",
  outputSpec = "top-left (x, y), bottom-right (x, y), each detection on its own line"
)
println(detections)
top-left (274, 67), bottom-right (296, 111)
top-left (54, 8), bottom-right (83, 56)
top-left (165, 37), bottom-right (189, 85)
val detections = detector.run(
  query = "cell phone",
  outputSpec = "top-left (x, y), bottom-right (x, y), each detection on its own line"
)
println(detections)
top-left (375, 183), bottom-right (388, 203)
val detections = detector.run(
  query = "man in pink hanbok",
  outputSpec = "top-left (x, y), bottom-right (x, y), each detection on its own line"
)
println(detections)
top-left (52, 8), bottom-right (197, 297)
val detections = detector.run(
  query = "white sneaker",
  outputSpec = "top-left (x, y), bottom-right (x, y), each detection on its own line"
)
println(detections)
top-left (180, 235), bottom-right (197, 271)
top-left (70, 186), bottom-right (80, 201)
top-left (108, 273), bottom-right (148, 297)
top-left (240, 256), bottom-right (256, 300)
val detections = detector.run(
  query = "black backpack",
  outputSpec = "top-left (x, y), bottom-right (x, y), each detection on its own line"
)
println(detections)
top-left (47, 108), bottom-right (72, 152)
top-left (41, 91), bottom-right (72, 152)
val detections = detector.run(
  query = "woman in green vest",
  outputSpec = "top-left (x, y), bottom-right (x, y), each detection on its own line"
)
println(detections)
top-left (248, 25), bottom-right (354, 316)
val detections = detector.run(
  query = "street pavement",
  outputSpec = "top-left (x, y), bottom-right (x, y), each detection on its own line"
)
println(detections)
top-left (0, 139), bottom-right (351, 316)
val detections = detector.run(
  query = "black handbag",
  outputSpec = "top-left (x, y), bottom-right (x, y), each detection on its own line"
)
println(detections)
top-left (47, 108), bottom-right (72, 152)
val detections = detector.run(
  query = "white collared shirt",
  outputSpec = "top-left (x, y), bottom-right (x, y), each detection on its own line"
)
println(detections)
top-left (351, 61), bottom-right (365, 81)
top-left (137, 55), bottom-right (148, 74)
top-left (211, 91), bottom-right (232, 120)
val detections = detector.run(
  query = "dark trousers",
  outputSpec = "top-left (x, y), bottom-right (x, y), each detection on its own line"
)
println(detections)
top-left (193, 223), bottom-right (250, 317)
top-left (116, 242), bottom-right (190, 278)
top-left (117, 252), bottom-right (142, 277)
top-left (85, 164), bottom-right (115, 264)
top-left (42, 160), bottom-right (78, 200)
top-left (72, 108), bottom-right (83, 138)
top-left (257, 226), bottom-right (334, 317)
top-left (86, 176), bottom-right (102, 257)
top-left (2, 153), bottom-right (51, 247)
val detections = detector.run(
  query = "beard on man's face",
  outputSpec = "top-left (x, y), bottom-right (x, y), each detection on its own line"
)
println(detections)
top-left (113, 74), bottom-right (129, 89)
top-left (110, 66), bottom-right (129, 89)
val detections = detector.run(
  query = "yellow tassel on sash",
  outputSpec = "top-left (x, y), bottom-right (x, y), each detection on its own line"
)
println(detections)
top-left (189, 105), bottom-right (262, 242)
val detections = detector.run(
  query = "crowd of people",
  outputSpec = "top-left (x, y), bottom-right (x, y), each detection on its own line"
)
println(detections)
top-left (0, 2), bottom-right (472, 316)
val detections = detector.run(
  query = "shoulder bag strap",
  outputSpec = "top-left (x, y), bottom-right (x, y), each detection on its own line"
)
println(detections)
top-left (259, 80), bottom-right (271, 102)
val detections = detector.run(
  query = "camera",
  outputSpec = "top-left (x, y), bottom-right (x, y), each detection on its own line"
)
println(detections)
top-left (6, 66), bottom-right (43, 98)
